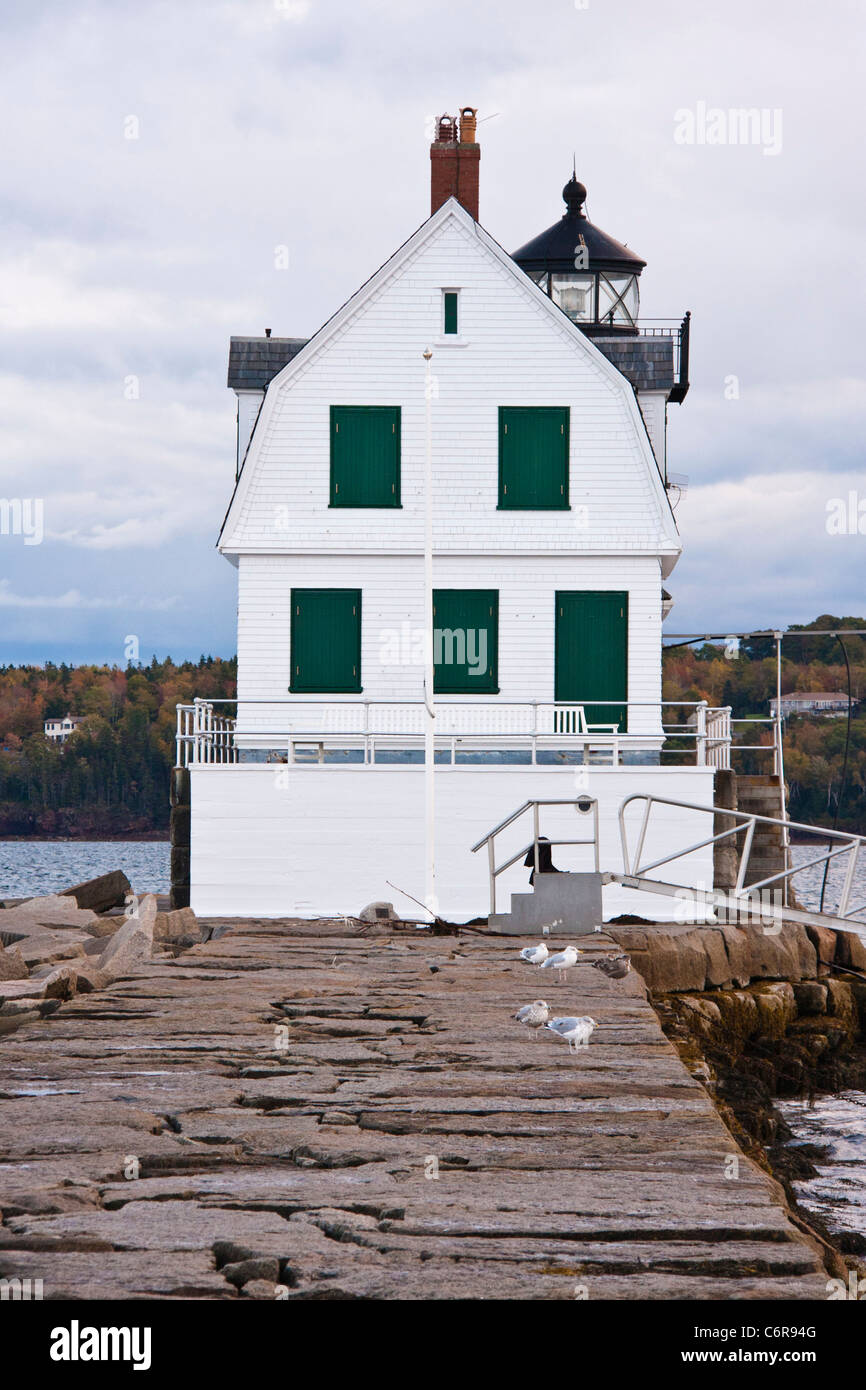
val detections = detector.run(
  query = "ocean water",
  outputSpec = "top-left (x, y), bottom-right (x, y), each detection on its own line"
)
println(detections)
top-left (781, 846), bottom-right (866, 1242)
top-left (779, 1094), bottom-right (866, 1245)
top-left (789, 843), bottom-right (866, 920)
top-left (0, 840), bottom-right (170, 898)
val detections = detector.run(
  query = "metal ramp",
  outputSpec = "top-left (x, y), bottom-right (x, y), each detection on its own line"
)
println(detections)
top-left (610, 793), bottom-right (866, 942)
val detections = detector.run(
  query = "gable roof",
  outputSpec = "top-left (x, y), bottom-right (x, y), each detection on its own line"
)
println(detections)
top-left (218, 197), bottom-right (680, 554)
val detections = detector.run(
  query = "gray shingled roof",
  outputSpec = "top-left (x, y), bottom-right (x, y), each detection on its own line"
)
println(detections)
top-left (227, 336), bottom-right (309, 390)
top-left (593, 336), bottom-right (675, 392)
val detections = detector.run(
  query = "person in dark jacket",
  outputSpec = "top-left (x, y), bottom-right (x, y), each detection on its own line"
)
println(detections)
top-left (523, 835), bottom-right (561, 886)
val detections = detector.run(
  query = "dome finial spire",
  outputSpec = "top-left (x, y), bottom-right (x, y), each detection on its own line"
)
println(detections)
top-left (563, 171), bottom-right (587, 217)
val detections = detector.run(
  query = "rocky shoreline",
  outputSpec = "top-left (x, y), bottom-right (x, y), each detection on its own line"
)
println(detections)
top-left (0, 872), bottom-right (210, 1036)
top-left (606, 917), bottom-right (866, 1272)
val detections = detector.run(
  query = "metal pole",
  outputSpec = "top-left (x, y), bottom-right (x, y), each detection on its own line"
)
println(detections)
top-left (423, 348), bottom-right (436, 920)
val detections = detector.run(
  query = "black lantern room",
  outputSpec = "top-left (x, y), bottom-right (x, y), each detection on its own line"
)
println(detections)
top-left (512, 174), bottom-right (645, 336)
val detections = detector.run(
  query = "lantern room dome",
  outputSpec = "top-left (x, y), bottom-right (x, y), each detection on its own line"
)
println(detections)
top-left (513, 174), bottom-right (646, 274)
top-left (512, 174), bottom-right (645, 334)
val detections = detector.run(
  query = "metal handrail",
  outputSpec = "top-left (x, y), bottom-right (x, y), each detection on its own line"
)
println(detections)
top-left (470, 797), bottom-right (601, 916)
top-left (617, 792), bottom-right (866, 924)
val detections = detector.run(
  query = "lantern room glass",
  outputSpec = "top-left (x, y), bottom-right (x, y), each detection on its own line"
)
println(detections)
top-left (544, 270), bottom-right (640, 328)
top-left (551, 273), bottom-right (595, 322)
top-left (597, 273), bottom-right (640, 327)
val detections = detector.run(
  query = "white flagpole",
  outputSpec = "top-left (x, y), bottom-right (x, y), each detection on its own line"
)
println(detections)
top-left (423, 347), bottom-right (436, 919)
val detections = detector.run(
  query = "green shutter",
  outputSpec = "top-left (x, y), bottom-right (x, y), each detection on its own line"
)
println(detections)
top-left (554, 591), bottom-right (627, 729)
top-left (432, 590), bottom-right (498, 694)
top-left (498, 406), bottom-right (569, 510)
top-left (330, 406), bottom-right (401, 508)
top-left (290, 589), bottom-right (362, 693)
top-left (443, 291), bottom-right (458, 335)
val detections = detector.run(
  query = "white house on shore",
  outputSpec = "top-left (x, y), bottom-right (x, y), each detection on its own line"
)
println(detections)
top-left (180, 110), bottom-right (730, 920)
top-left (771, 692), bottom-right (858, 718)
top-left (44, 714), bottom-right (84, 744)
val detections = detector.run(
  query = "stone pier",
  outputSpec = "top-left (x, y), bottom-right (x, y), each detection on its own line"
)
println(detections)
top-left (0, 920), bottom-right (831, 1299)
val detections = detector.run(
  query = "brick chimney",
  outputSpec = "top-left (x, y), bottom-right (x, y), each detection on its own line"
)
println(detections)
top-left (430, 107), bottom-right (480, 220)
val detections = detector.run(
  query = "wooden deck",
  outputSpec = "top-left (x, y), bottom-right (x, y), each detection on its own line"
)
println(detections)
top-left (0, 920), bottom-right (830, 1299)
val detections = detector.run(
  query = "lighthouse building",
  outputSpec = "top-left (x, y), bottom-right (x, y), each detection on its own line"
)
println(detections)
top-left (180, 111), bottom-right (725, 920)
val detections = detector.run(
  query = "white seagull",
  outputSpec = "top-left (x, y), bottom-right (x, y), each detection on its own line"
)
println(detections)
top-left (539, 944), bottom-right (581, 980)
top-left (519, 943), bottom-right (549, 966)
top-left (546, 1016), bottom-right (597, 1051)
top-left (513, 999), bottom-right (551, 1040)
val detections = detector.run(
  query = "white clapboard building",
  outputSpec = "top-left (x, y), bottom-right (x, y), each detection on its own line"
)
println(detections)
top-left (180, 110), bottom-right (731, 920)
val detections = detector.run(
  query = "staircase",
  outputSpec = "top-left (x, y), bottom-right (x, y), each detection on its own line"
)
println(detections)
top-left (736, 774), bottom-right (789, 888)
top-left (488, 870), bottom-right (604, 935)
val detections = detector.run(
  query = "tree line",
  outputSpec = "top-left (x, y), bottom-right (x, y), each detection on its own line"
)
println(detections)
top-left (0, 657), bottom-right (236, 837)
top-left (662, 615), bottom-right (866, 832)
top-left (0, 615), bottom-right (863, 837)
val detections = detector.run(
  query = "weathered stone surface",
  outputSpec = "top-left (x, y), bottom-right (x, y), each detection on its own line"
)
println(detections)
top-left (719, 926), bottom-right (752, 987)
top-left (154, 906), bottom-right (199, 943)
top-left (359, 901), bottom-right (399, 923)
top-left (712, 989), bottom-right (759, 1046)
top-left (746, 924), bottom-right (816, 982)
top-left (221, 1256), bottom-right (280, 1287)
top-left (700, 928), bottom-right (732, 988)
top-left (793, 981), bottom-right (828, 1016)
top-left (834, 930), bottom-right (866, 972)
top-left (241, 1278), bottom-right (279, 1298)
top-left (1, 896), bottom-right (99, 932)
top-left (806, 923), bottom-right (838, 976)
top-left (13, 927), bottom-right (90, 969)
top-left (0, 1007), bottom-right (40, 1032)
top-left (825, 979), bottom-right (858, 1031)
top-left (61, 870), bottom-right (131, 914)
top-left (607, 928), bottom-right (707, 993)
top-left (98, 896), bottom-right (156, 979)
top-left (84, 916), bottom-right (125, 940)
top-left (0, 918), bottom-right (830, 1300)
top-left (0, 944), bottom-right (28, 980)
top-left (72, 964), bottom-right (114, 993)
top-left (0, 978), bottom-right (51, 1007)
top-left (751, 982), bottom-right (797, 1036)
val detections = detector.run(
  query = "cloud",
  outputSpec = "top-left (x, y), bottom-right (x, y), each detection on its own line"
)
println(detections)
top-left (0, 580), bottom-right (177, 611)
top-left (0, 0), bottom-right (861, 661)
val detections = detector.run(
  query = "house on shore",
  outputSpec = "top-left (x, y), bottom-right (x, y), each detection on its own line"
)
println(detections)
top-left (771, 692), bottom-right (858, 719)
top-left (43, 714), bottom-right (83, 744)
top-left (179, 110), bottom-right (733, 920)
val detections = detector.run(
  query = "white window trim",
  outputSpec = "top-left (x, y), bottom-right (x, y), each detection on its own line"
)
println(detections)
top-left (435, 287), bottom-right (469, 346)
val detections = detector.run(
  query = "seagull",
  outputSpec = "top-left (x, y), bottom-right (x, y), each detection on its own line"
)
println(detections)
top-left (539, 944), bottom-right (582, 981)
top-left (546, 1016), bottom-right (597, 1051)
top-left (519, 943), bottom-right (549, 966)
top-left (513, 1000), bottom-right (550, 1040)
top-left (592, 953), bottom-right (631, 983)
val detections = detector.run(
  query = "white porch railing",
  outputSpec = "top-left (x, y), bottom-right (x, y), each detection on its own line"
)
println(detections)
top-left (175, 698), bottom-right (735, 769)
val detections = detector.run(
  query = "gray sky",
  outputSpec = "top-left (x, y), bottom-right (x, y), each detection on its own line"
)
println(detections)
top-left (1, 0), bottom-right (863, 664)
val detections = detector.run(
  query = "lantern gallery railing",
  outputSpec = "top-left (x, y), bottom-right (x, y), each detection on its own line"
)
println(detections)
top-left (175, 698), bottom-right (739, 769)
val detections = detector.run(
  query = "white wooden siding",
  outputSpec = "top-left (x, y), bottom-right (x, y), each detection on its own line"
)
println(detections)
top-left (221, 210), bottom-right (679, 562)
top-left (236, 552), bottom-right (663, 736)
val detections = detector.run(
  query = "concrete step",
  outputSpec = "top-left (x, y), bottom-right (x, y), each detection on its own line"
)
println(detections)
top-left (488, 872), bottom-right (604, 936)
